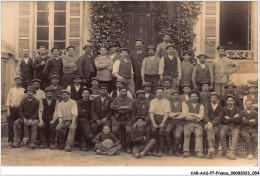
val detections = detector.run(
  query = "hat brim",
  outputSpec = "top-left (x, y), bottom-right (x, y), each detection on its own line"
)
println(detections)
top-left (24, 90), bottom-right (36, 93)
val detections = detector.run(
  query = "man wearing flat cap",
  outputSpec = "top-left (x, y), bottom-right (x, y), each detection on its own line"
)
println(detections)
top-left (108, 43), bottom-right (121, 63)
top-left (109, 78), bottom-right (134, 99)
top-left (61, 45), bottom-right (78, 88)
top-left (129, 39), bottom-right (147, 91)
top-left (243, 83), bottom-right (258, 110)
top-left (31, 79), bottom-right (46, 101)
top-left (16, 48), bottom-right (33, 88)
top-left (112, 47), bottom-right (135, 94)
top-left (13, 86), bottom-right (39, 149)
top-left (56, 89), bottom-right (78, 152)
top-left (212, 45), bottom-right (239, 97)
top-left (43, 46), bottom-right (63, 81)
top-left (45, 75), bottom-right (64, 102)
top-left (32, 45), bottom-right (50, 89)
top-left (77, 42), bottom-right (96, 87)
top-left (66, 75), bottom-right (85, 101)
top-left (5, 76), bottom-right (25, 145)
top-left (156, 33), bottom-right (173, 58)
top-left (38, 87), bottom-right (59, 149)
top-left (141, 45), bottom-right (160, 93)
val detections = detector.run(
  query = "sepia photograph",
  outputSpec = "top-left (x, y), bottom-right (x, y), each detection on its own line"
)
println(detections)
top-left (1, 0), bottom-right (259, 173)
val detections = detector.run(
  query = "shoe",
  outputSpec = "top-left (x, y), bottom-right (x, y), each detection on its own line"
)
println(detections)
top-left (183, 151), bottom-right (190, 158)
top-left (196, 152), bottom-right (204, 158)
top-left (127, 148), bottom-right (132, 154)
top-left (12, 142), bottom-right (22, 148)
top-left (139, 152), bottom-right (145, 158)
top-left (134, 153), bottom-right (141, 158)
top-left (247, 154), bottom-right (253, 160)
top-left (50, 144), bottom-right (56, 150)
top-left (30, 143), bottom-right (37, 150)
top-left (227, 153), bottom-right (236, 160)
top-left (152, 150), bottom-right (157, 156)
top-left (222, 151), bottom-right (227, 156)
top-left (206, 148), bottom-right (215, 159)
top-left (39, 144), bottom-right (47, 149)
top-left (215, 149), bottom-right (218, 155)
top-left (96, 149), bottom-right (103, 155)
top-left (174, 151), bottom-right (181, 157)
top-left (64, 145), bottom-right (72, 152)
top-left (8, 142), bottom-right (14, 146)
top-left (157, 149), bottom-right (163, 157)
top-left (167, 149), bottom-right (173, 156)
top-left (80, 145), bottom-right (87, 151)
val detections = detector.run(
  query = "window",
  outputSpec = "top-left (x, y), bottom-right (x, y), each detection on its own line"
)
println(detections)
top-left (37, 1), bottom-right (49, 49)
top-left (54, 1), bottom-right (66, 49)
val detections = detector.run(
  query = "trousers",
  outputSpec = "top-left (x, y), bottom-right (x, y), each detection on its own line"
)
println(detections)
top-left (56, 120), bottom-right (77, 147)
top-left (220, 125), bottom-right (240, 154)
top-left (183, 123), bottom-right (203, 153)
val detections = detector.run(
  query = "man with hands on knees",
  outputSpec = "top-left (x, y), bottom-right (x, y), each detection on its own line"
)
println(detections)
top-left (56, 89), bottom-right (78, 152)
top-left (149, 87), bottom-right (171, 157)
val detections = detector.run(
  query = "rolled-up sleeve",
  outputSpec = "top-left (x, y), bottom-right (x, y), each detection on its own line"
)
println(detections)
top-left (57, 103), bottom-right (63, 118)
top-left (158, 57), bottom-right (165, 75)
top-left (197, 104), bottom-right (204, 121)
top-left (149, 99), bottom-right (156, 113)
top-left (71, 101), bottom-right (78, 117)
top-left (177, 57), bottom-right (181, 80)
top-left (164, 100), bottom-right (171, 114)
top-left (112, 60), bottom-right (120, 76)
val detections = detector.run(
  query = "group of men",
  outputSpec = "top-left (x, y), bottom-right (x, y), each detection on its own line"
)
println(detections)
top-left (5, 33), bottom-right (258, 160)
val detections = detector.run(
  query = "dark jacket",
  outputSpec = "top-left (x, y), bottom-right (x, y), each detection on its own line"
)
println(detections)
top-left (91, 95), bottom-right (113, 122)
top-left (20, 58), bottom-right (34, 79)
top-left (42, 98), bottom-right (57, 122)
top-left (130, 50), bottom-right (147, 79)
top-left (204, 103), bottom-right (223, 126)
top-left (131, 126), bottom-right (150, 145)
top-left (77, 99), bottom-right (92, 119)
top-left (32, 55), bottom-right (50, 80)
top-left (77, 53), bottom-right (95, 83)
top-left (131, 98), bottom-right (150, 124)
top-left (19, 97), bottom-right (39, 120)
top-left (241, 109), bottom-right (257, 130)
top-left (110, 95), bottom-right (133, 120)
top-left (222, 106), bottom-right (241, 127)
top-left (221, 93), bottom-right (243, 110)
top-left (42, 56), bottom-right (63, 79)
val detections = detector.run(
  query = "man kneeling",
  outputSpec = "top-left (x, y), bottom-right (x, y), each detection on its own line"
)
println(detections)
top-left (131, 116), bottom-right (156, 158)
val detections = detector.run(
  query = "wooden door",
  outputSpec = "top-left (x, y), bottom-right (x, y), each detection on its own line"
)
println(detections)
top-left (122, 2), bottom-right (158, 51)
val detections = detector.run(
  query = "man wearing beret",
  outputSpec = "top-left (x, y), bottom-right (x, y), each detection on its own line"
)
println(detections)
top-left (112, 47), bottom-right (135, 94)
top-left (130, 39), bottom-right (147, 92)
top-left (45, 75), bottom-right (64, 102)
top-left (155, 33), bottom-right (173, 58)
top-left (91, 84), bottom-right (113, 136)
top-left (42, 46), bottom-right (63, 81)
top-left (16, 48), bottom-right (34, 88)
top-left (32, 45), bottom-right (50, 89)
top-left (159, 45), bottom-right (181, 90)
top-left (56, 89), bottom-right (78, 152)
top-left (141, 45), bottom-right (160, 93)
top-left (5, 76), bottom-right (25, 145)
top-left (220, 95), bottom-right (241, 160)
top-left (62, 45), bottom-right (79, 88)
top-left (212, 45), bottom-right (239, 97)
top-left (203, 92), bottom-right (223, 159)
top-left (77, 43), bottom-right (96, 87)
top-left (38, 87), bottom-right (59, 149)
top-left (31, 79), bottom-right (46, 101)
top-left (13, 86), bottom-right (40, 149)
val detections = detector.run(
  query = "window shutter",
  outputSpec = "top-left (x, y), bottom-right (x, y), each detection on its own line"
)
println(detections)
top-left (202, 2), bottom-right (219, 59)
top-left (67, 2), bottom-right (83, 57)
top-left (17, 2), bottom-right (33, 59)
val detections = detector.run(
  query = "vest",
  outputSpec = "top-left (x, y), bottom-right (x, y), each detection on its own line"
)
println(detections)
top-left (196, 64), bottom-right (210, 83)
top-left (111, 90), bottom-right (118, 99)
top-left (144, 56), bottom-right (160, 75)
top-left (20, 58), bottom-right (33, 78)
top-left (70, 84), bottom-right (84, 101)
top-left (246, 93), bottom-right (258, 104)
top-left (42, 98), bottom-right (56, 122)
top-left (131, 51), bottom-right (146, 78)
top-left (163, 55), bottom-right (178, 77)
top-left (170, 100), bottom-right (184, 125)
top-left (186, 102), bottom-right (202, 126)
top-left (118, 58), bottom-right (132, 79)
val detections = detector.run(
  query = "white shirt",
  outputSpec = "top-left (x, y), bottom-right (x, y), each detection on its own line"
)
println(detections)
top-left (24, 58), bottom-right (29, 64)
top-left (66, 85), bottom-right (82, 93)
top-left (211, 103), bottom-right (218, 111)
top-left (5, 87), bottom-right (25, 107)
top-left (112, 58), bottom-right (134, 77)
top-left (101, 96), bottom-right (106, 102)
top-left (200, 63), bottom-right (206, 69)
top-left (34, 89), bottom-right (46, 101)
top-left (149, 98), bottom-right (171, 115)
top-left (145, 93), bottom-right (150, 98)
top-left (185, 95), bottom-right (189, 101)
top-left (110, 53), bottom-right (116, 60)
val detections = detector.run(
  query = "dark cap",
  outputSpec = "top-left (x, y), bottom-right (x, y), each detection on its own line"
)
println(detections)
top-left (217, 45), bottom-right (226, 51)
top-left (146, 45), bottom-right (156, 52)
top-left (45, 87), bottom-right (55, 93)
top-left (162, 76), bottom-right (172, 83)
top-left (24, 86), bottom-right (36, 94)
top-left (107, 43), bottom-right (118, 50)
top-left (116, 78), bottom-right (127, 85)
top-left (50, 75), bottom-right (61, 80)
top-left (136, 90), bottom-right (145, 95)
top-left (226, 95), bottom-right (236, 101)
top-left (155, 87), bottom-right (164, 92)
top-left (135, 39), bottom-right (144, 44)
top-left (66, 45), bottom-right (75, 51)
top-left (166, 44), bottom-right (175, 50)
top-left (183, 51), bottom-right (192, 56)
top-left (170, 89), bottom-right (180, 95)
top-left (209, 92), bottom-right (219, 99)
top-left (82, 43), bottom-right (92, 50)
top-left (200, 82), bottom-right (210, 88)
top-left (72, 75), bottom-right (83, 80)
top-left (182, 83), bottom-right (192, 89)
top-left (161, 33), bottom-right (171, 37)
top-left (82, 87), bottom-right (92, 94)
top-left (224, 82), bottom-right (237, 89)
top-left (135, 116), bottom-right (145, 122)
top-left (99, 84), bottom-right (109, 89)
top-left (142, 82), bottom-right (152, 87)
top-left (189, 89), bottom-right (200, 97)
top-left (197, 54), bottom-right (208, 59)
top-left (51, 46), bottom-right (61, 53)
top-left (91, 77), bottom-right (99, 82)
top-left (119, 47), bottom-right (130, 53)
top-left (31, 79), bottom-right (41, 84)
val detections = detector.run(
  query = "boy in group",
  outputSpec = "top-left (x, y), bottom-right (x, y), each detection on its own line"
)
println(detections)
top-left (192, 54), bottom-right (213, 91)
top-left (240, 99), bottom-right (258, 160)
top-left (141, 45), bottom-right (160, 93)
top-left (243, 83), bottom-right (258, 111)
top-left (38, 87), bottom-right (59, 149)
top-left (131, 116), bottom-right (156, 159)
top-left (77, 88), bottom-right (94, 151)
top-left (91, 84), bottom-right (113, 136)
top-left (110, 88), bottom-right (133, 154)
top-left (31, 79), bottom-right (46, 101)
top-left (203, 92), bottom-right (223, 159)
top-left (149, 87), bottom-right (171, 157)
top-left (220, 95), bottom-right (241, 160)
top-left (156, 33), bottom-right (173, 58)
top-left (13, 86), bottom-right (40, 149)
top-left (56, 90), bottom-right (78, 152)
top-left (199, 83), bottom-right (211, 107)
top-left (92, 125), bottom-right (122, 155)
top-left (165, 90), bottom-right (186, 156)
top-left (5, 76), bottom-right (25, 145)
top-left (181, 52), bottom-right (194, 88)
top-left (89, 77), bottom-right (100, 100)
top-left (95, 46), bottom-right (113, 93)
top-left (143, 82), bottom-right (156, 101)
top-left (109, 78), bottom-right (133, 99)
top-left (180, 83), bottom-right (192, 104)
top-left (112, 47), bottom-right (135, 94)
top-left (66, 75), bottom-right (85, 101)
top-left (159, 45), bottom-right (181, 90)
top-left (46, 75), bottom-right (64, 102)
top-left (162, 76), bottom-right (174, 101)
top-left (183, 90), bottom-right (204, 158)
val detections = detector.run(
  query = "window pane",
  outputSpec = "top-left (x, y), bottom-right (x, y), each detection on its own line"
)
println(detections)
top-left (37, 12), bottom-right (49, 26)
top-left (54, 27), bottom-right (66, 40)
top-left (54, 42), bottom-right (65, 49)
top-left (54, 2), bottom-right (66, 10)
top-left (37, 2), bottom-right (49, 11)
top-left (54, 12), bottom-right (66, 25)
top-left (37, 42), bottom-right (49, 49)
top-left (37, 27), bottom-right (49, 40)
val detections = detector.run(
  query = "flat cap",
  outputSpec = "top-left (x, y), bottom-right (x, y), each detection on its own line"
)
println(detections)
top-left (116, 78), bottom-right (127, 85)
top-left (61, 89), bottom-right (70, 95)
top-left (162, 76), bottom-right (172, 83)
top-left (182, 83), bottom-right (192, 88)
top-left (142, 82), bottom-right (152, 87)
top-left (155, 87), bottom-right (164, 92)
top-left (146, 45), bottom-right (156, 51)
top-left (50, 75), bottom-right (61, 80)
top-left (107, 43), bottom-right (118, 50)
top-left (224, 82), bottom-right (237, 89)
top-left (82, 42), bottom-right (92, 50)
top-left (197, 54), bottom-right (208, 59)
top-left (247, 83), bottom-right (257, 89)
top-left (189, 89), bottom-right (200, 97)
top-left (82, 87), bottom-right (92, 94)
top-left (225, 95), bottom-right (236, 101)
top-left (14, 76), bottom-right (23, 81)
top-left (51, 46), bottom-right (61, 53)
top-left (170, 89), bottom-right (180, 95)
top-left (166, 44), bottom-right (175, 50)
top-left (99, 84), bottom-right (109, 89)
top-left (24, 86), bottom-right (36, 93)
top-left (136, 90), bottom-right (145, 95)
top-left (31, 79), bottom-right (41, 83)
top-left (119, 47), bottom-right (130, 53)
top-left (217, 45), bottom-right (226, 51)
top-left (161, 33), bottom-right (171, 37)
top-left (66, 45), bottom-right (75, 51)
top-left (72, 75), bottom-right (83, 80)
top-left (183, 51), bottom-right (192, 56)
top-left (135, 39), bottom-right (144, 44)
top-left (45, 87), bottom-right (55, 93)
top-left (135, 116), bottom-right (145, 122)
top-left (209, 92), bottom-right (219, 99)
top-left (91, 77), bottom-right (99, 82)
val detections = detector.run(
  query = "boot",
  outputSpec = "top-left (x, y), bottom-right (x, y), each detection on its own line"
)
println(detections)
top-left (134, 153), bottom-right (141, 158)
top-left (174, 151), bottom-right (181, 157)
top-left (39, 144), bottom-right (47, 149)
top-left (152, 149), bottom-right (157, 156)
top-left (207, 148), bottom-right (215, 159)
top-left (50, 144), bottom-right (56, 150)
top-left (126, 147), bottom-right (132, 154)
top-left (222, 151), bottom-right (227, 156)
top-left (167, 149), bottom-right (173, 156)
top-left (196, 152), bottom-right (204, 158)
top-left (30, 143), bottom-right (37, 150)
top-left (12, 141), bottom-right (22, 148)
top-left (157, 148), bottom-right (163, 157)
top-left (183, 151), bottom-right (190, 158)
top-left (65, 145), bottom-right (72, 152)
top-left (227, 152), bottom-right (236, 160)
top-left (247, 154), bottom-right (253, 160)
top-left (80, 143), bottom-right (87, 151)
top-left (140, 139), bottom-right (156, 157)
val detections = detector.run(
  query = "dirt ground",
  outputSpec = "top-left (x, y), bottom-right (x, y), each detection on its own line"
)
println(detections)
top-left (1, 137), bottom-right (258, 166)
